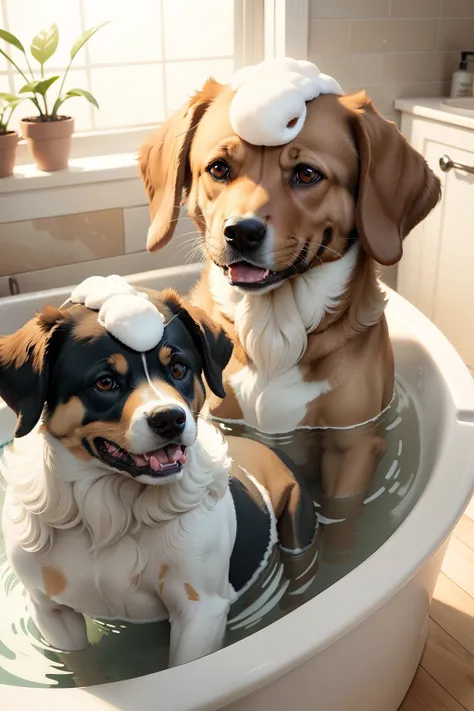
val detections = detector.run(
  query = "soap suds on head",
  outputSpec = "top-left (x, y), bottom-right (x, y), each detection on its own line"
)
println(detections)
top-left (68, 275), bottom-right (165, 352)
top-left (229, 57), bottom-right (344, 147)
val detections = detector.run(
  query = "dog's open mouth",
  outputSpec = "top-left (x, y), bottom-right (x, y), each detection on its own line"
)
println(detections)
top-left (223, 243), bottom-right (310, 290)
top-left (94, 437), bottom-right (186, 479)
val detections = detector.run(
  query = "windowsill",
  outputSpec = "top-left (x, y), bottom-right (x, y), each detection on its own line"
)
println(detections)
top-left (0, 152), bottom-right (140, 193)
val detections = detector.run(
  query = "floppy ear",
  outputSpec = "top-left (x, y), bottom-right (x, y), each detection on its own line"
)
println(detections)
top-left (139, 78), bottom-right (224, 253)
top-left (161, 290), bottom-right (233, 398)
top-left (345, 92), bottom-right (441, 266)
top-left (0, 307), bottom-right (66, 437)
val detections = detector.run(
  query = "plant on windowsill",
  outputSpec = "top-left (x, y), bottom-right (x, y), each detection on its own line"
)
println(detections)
top-left (0, 22), bottom-right (108, 171)
top-left (0, 93), bottom-right (22, 177)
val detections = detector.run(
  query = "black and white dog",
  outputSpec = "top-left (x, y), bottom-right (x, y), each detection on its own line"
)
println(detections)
top-left (0, 276), bottom-right (317, 667)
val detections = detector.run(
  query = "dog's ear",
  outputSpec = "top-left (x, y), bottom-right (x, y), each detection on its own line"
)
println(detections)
top-left (345, 92), bottom-right (441, 266)
top-left (139, 78), bottom-right (224, 253)
top-left (161, 290), bottom-right (233, 399)
top-left (0, 307), bottom-right (67, 437)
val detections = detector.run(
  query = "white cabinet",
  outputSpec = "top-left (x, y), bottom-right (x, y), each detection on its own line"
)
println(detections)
top-left (396, 102), bottom-right (474, 369)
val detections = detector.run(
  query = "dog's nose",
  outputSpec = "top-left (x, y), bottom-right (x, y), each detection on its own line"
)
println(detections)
top-left (224, 218), bottom-right (266, 251)
top-left (147, 406), bottom-right (186, 439)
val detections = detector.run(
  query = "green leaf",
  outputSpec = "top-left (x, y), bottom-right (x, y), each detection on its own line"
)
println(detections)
top-left (63, 88), bottom-right (99, 109)
top-left (30, 24), bottom-right (59, 66)
top-left (19, 76), bottom-right (60, 96)
top-left (0, 92), bottom-right (20, 103)
top-left (0, 29), bottom-right (25, 54)
top-left (70, 21), bottom-right (109, 60)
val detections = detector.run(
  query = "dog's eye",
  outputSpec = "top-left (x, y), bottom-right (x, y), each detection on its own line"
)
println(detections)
top-left (292, 164), bottom-right (324, 186)
top-left (95, 376), bottom-right (117, 392)
top-left (207, 159), bottom-right (230, 182)
top-left (170, 362), bottom-right (188, 380)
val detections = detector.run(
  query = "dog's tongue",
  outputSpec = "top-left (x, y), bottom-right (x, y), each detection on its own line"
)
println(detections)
top-left (131, 445), bottom-right (186, 472)
top-left (150, 444), bottom-right (186, 472)
top-left (228, 263), bottom-right (269, 284)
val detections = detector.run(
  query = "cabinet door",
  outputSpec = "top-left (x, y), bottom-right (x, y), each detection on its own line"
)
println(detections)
top-left (421, 141), bottom-right (474, 368)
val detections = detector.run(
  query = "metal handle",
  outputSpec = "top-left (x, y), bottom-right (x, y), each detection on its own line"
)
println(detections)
top-left (439, 154), bottom-right (474, 175)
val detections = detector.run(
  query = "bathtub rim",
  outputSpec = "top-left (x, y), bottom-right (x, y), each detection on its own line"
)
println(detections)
top-left (0, 277), bottom-right (474, 711)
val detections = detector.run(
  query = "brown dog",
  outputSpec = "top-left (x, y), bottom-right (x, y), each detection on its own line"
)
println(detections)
top-left (139, 78), bottom-right (440, 502)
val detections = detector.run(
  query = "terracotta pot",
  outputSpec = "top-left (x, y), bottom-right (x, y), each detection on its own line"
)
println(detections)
top-left (20, 116), bottom-right (74, 171)
top-left (0, 131), bottom-right (19, 178)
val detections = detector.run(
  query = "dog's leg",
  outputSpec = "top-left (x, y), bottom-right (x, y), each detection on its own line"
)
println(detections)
top-left (30, 591), bottom-right (89, 652)
top-left (166, 590), bottom-right (230, 667)
top-left (320, 427), bottom-right (386, 561)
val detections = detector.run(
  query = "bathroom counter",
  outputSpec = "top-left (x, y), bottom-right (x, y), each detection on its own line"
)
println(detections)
top-left (394, 97), bottom-right (474, 131)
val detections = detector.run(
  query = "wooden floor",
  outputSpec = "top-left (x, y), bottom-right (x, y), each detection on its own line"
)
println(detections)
top-left (400, 495), bottom-right (474, 710)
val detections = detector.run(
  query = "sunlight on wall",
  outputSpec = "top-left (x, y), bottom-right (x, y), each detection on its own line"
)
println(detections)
top-left (0, 0), bottom-right (235, 132)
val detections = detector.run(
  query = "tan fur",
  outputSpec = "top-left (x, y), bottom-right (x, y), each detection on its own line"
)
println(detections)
top-left (0, 307), bottom-right (64, 372)
top-left (72, 310), bottom-right (106, 343)
top-left (47, 396), bottom-right (86, 438)
top-left (184, 583), bottom-right (199, 602)
top-left (159, 346), bottom-right (172, 367)
top-left (108, 353), bottom-right (128, 374)
top-left (159, 563), bottom-right (169, 596)
top-left (42, 566), bottom-right (67, 598)
top-left (191, 376), bottom-right (205, 415)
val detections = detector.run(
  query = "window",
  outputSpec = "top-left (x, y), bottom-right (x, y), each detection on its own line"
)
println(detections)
top-left (0, 0), bottom-right (261, 134)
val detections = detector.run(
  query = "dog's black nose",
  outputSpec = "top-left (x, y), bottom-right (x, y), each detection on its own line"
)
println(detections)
top-left (224, 218), bottom-right (266, 251)
top-left (147, 406), bottom-right (186, 438)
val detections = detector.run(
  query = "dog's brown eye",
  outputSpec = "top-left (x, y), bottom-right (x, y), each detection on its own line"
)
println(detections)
top-left (170, 362), bottom-right (188, 380)
top-left (207, 159), bottom-right (230, 182)
top-left (292, 164), bottom-right (323, 186)
top-left (95, 376), bottom-right (117, 392)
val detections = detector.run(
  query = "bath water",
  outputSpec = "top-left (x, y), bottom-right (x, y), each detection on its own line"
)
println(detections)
top-left (0, 376), bottom-right (426, 688)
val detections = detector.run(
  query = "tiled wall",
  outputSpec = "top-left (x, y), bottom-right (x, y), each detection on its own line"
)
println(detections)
top-left (0, 0), bottom-right (235, 133)
top-left (0, 205), bottom-right (199, 298)
top-left (309, 0), bottom-right (474, 123)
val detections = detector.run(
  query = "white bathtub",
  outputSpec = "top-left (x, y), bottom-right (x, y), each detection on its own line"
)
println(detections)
top-left (1, 263), bottom-right (474, 711)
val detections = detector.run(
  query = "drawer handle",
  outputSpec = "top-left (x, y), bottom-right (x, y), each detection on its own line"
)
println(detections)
top-left (439, 154), bottom-right (474, 175)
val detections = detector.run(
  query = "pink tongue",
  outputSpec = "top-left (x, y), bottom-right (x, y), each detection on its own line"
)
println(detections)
top-left (228, 264), bottom-right (268, 284)
top-left (166, 444), bottom-right (182, 463)
top-left (148, 446), bottom-right (186, 472)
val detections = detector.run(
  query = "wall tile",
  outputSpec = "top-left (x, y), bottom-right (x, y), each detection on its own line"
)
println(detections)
top-left (91, 65), bottom-right (165, 129)
top-left (310, 52), bottom-right (384, 86)
top-left (309, 0), bottom-right (390, 18)
top-left (124, 205), bottom-right (151, 254)
top-left (83, 0), bottom-right (162, 64)
top-left (165, 58), bottom-right (234, 115)
top-left (432, 81), bottom-right (451, 96)
top-left (344, 81), bottom-right (436, 116)
top-left (309, 20), bottom-right (352, 55)
top-left (390, 0), bottom-right (442, 18)
top-left (352, 19), bottom-right (438, 52)
top-left (383, 52), bottom-right (440, 83)
top-left (437, 19), bottom-right (474, 51)
top-left (124, 206), bottom-right (201, 267)
top-left (437, 51), bottom-right (463, 82)
top-left (163, 0), bottom-right (234, 60)
top-left (0, 208), bottom-right (124, 277)
top-left (10, 248), bottom-right (200, 297)
top-left (442, 0), bottom-right (474, 17)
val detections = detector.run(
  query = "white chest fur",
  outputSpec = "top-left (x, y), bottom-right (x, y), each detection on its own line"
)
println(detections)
top-left (209, 246), bottom-right (359, 433)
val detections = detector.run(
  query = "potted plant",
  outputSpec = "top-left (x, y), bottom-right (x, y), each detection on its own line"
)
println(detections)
top-left (0, 22), bottom-right (107, 171)
top-left (0, 93), bottom-right (22, 177)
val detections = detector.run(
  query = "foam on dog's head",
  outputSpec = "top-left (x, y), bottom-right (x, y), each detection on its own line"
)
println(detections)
top-left (69, 275), bottom-right (165, 352)
top-left (229, 57), bottom-right (343, 147)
